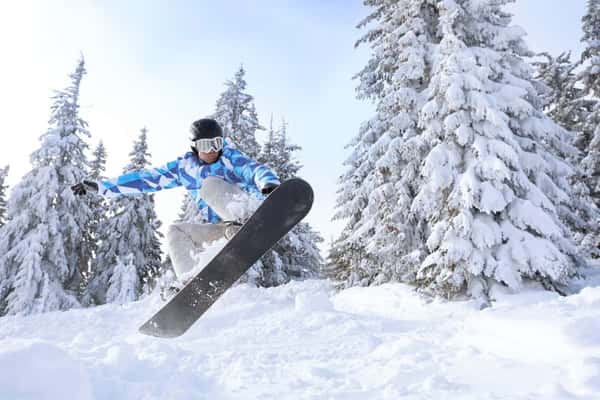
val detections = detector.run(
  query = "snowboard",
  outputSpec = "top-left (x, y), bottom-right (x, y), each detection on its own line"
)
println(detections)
top-left (139, 178), bottom-right (314, 338)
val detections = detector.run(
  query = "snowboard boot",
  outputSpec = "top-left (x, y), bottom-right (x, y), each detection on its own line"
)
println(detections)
top-left (223, 220), bottom-right (243, 239)
top-left (161, 280), bottom-right (185, 301)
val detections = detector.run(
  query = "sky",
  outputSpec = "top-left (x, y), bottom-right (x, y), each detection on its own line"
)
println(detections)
top-left (0, 0), bottom-right (589, 254)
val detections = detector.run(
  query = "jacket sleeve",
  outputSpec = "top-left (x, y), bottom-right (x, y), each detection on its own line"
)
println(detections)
top-left (97, 159), bottom-right (182, 198)
top-left (229, 148), bottom-right (281, 191)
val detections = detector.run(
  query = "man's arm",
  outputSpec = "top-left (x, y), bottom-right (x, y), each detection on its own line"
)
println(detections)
top-left (96, 159), bottom-right (182, 198)
top-left (228, 148), bottom-right (281, 193)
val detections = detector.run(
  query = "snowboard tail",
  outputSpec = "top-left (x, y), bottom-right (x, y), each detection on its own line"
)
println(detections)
top-left (139, 178), bottom-right (314, 338)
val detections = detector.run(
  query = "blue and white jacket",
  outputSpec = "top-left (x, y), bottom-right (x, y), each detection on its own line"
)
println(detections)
top-left (97, 139), bottom-right (280, 223)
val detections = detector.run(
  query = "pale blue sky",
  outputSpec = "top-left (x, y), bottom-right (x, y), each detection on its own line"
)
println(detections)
top-left (0, 1), bottom-right (589, 251)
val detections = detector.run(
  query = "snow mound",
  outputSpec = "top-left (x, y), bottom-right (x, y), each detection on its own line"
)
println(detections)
top-left (0, 279), bottom-right (599, 399)
top-left (0, 341), bottom-right (93, 400)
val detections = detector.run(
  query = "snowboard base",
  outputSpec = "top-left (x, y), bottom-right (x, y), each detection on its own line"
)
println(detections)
top-left (139, 178), bottom-right (313, 338)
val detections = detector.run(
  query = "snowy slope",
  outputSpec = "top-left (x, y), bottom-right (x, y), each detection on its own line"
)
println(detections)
top-left (1, 276), bottom-right (600, 400)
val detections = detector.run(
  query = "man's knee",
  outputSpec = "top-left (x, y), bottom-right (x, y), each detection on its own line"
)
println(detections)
top-left (166, 223), bottom-right (186, 242)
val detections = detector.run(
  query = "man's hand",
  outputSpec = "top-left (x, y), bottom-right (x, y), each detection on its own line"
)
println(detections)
top-left (71, 180), bottom-right (99, 196)
top-left (261, 183), bottom-right (279, 195)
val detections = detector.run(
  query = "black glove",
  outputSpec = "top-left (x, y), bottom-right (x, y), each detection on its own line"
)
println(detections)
top-left (71, 180), bottom-right (99, 196)
top-left (261, 183), bottom-right (279, 195)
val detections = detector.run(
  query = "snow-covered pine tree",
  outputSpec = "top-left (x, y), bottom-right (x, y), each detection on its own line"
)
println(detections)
top-left (532, 52), bottom-right (592, 148)
top-left (177, 193), bottom-right (203, 223)
top-left (413, 0), bottom-right (581, 298)
top-left (89, 141), bottom-right (108, 181)
top-left (0, 165), bottom-right (9, 227)
top-left (533, 52), bottom-right (600, 258)
top-left (581, 0), bottom-right (600, 103)
top-left (258, 118), bottom-right (302, 181)
top-left (579, 0), bottom-right (600, 256)
top-left (331, 0), bottom-right (431, 286)
top-left (335, 0), bottom-right (581, 299)
top-left (257, 118), bottom-right (323, 286)
top-left (153, 254), bottom-right (176, 297)
top-left (85, 128), bottom-right (163, 305)
top-left (270, 221), bottom-right (323, 283)
top-left (105, 253), bottom-right (139, 304)
top-left (80, 141), bottom-right (108, 304)
top-left (324, 234), bottom-right (349, 282)
top-left (212, 65), bottom-right (263, 159)
top-left (0, 58), bottom-right (93, 315)
top-left (259, 116), bottom-right (278, 169)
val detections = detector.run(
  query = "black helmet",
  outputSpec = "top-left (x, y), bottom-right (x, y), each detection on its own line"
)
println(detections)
top-left (190, 118), bottom-right (223, 140)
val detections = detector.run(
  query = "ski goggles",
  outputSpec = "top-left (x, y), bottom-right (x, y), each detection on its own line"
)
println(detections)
top-left (193, 137), bottom-right (224, 153)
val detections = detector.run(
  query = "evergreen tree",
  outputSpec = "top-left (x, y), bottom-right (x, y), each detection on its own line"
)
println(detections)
top-left (259, 118), bottom-right (302, 181)
top-left (89, 141), bottom-right (108, 181)
top-left (154, 255), bottom-right (177, 297)
top-left (257, 119), bottom-right (323, 286)
top-left (259, 116), bottom-right (278, 169)
top-left (332, 0), bottom-right (431, 286)
top-left (334, 0), bottom-right (581, 299)
top-left (105, 254), bottom-right (139, 304)
top-left (581, 0), bottom-right (600, 103)
top-left (324, 235), bottom-right (349, 283)
top-left (532, 52), bottom-right (592, 149)
top-left (80, 141), bottom-right (108, 304)
top-left (579, 0), bottom-right (600, 256)
top-left (178, 193), bottom-right (203, 223)
top-left (414, 0), bottom-right (581, 297)
top-left (533, 52), bottom-right (600, 258)
top-left (0, 58), bottom-right (93, 315)
top-left (0, 165), bottom-right (9, 227)
top-left (86, 128), bottom-right (163, 304)
top-left (212, 65), bottom-right (263, 158)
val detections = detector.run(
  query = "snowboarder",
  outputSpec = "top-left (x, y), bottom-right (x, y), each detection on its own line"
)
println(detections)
top-left (71, 118), bottom-right (280, 281)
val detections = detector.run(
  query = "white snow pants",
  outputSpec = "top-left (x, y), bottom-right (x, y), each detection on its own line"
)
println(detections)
top-left (166, 177), bottom-right (251, 279)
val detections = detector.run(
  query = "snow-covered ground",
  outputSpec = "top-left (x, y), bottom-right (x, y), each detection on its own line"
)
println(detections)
top-left (1, 272), bottom-right (600, 400)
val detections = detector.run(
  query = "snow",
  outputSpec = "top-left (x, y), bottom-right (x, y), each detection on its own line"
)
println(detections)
top-left (1, 275), bottom-right (600, 400)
